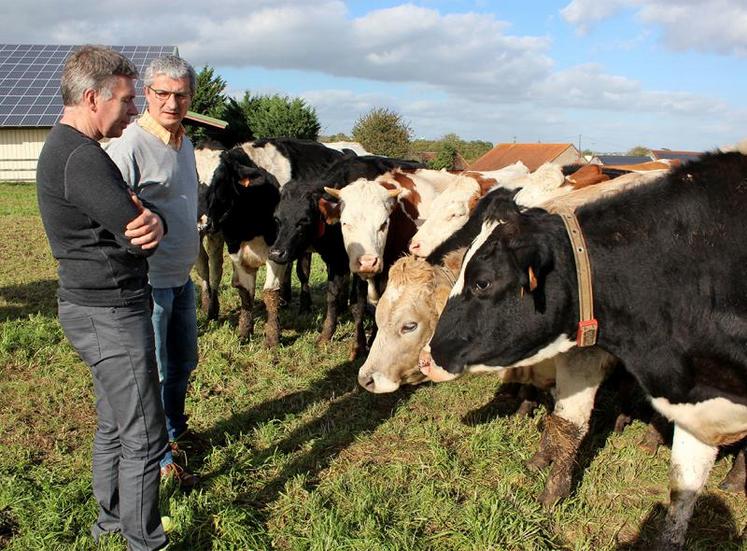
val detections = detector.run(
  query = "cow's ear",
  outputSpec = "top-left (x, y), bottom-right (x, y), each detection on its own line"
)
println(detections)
top-left (318, 197), bottom-right (340, 224)
top-left (324, 186), bottom-right (342, 200)
top-left (508, 234), bottom-right (551, 296)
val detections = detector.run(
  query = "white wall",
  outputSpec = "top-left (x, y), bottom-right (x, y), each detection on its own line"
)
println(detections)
top-left (0, 127), bottom-right (50, 182)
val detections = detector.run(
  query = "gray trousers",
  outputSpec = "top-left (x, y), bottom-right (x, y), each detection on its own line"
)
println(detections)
top-left (58, 299), bottom-right (169, 551)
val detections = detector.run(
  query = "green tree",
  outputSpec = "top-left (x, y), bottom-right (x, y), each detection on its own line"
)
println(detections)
top-left (186, 65), bottom-right (229, 145)
top-left (627, 145), bottom-right (651, 157)
top-left (429, 142), bottom-right (458, 170)
top-left (352, 107), bottom-right (412, 158)
top-left (240, 93), bottom-right (321, 140)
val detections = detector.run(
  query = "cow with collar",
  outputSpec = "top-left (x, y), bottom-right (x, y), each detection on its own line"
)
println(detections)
top-left (362, 183), bottom-right (627, 506)
top-left (206, 138), bottom-right (344, 346)
top-left (429, 148), bottom-right (747, 549)
top-left (268, 155), bottom-right (424, 358)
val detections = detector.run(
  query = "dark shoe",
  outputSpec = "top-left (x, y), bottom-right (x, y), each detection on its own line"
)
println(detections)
top-left (160, 462), bottom-right (198, 488)
top-left (174, 429), bottom-right (211, 454)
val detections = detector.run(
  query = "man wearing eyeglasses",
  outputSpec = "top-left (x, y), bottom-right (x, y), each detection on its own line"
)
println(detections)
top-left (107, 55), bottom-right (200, 488)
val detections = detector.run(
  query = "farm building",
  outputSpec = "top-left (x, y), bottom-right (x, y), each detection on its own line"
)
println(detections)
top-left (590, 154), bottom-right (653, 165)
top-left (650, 148), bottom-right (703, 163)
top-left (0, 43), bottom-right (226, 182)
top-left (469, 142), bottom-right (584, 171)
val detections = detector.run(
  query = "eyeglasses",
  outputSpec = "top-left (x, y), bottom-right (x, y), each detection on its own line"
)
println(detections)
top-left (147, 86), bottom-right (192, 103)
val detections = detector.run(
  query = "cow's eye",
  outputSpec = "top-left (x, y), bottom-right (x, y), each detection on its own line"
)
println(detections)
top-left (379, 221), bottom-right (388, 232)
top-left (473, 280), bottom-right (491, 292)
top-left (401, 321), bottom-right (418, 334)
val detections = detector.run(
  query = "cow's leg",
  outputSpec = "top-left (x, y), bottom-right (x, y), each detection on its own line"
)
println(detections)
top-left (280, 260), bottom-right (292, 306)
top-left (532, 349), bottom-right (609, 508)
top-left (296, 251), bottom-right (312, 314)
top-left (657, 425), bottom-right (717, 550)
top-left (230, 259), bottom-right (257, 339)
top-left (263, 260), bottom-right (287, 348)
top-left (196, 234), bottom-right (210, 313)
top-left (204, 232), bottom-right (224, 320)
top-left (349, 275), bottom-right (368, 360)
top-left (719, 445), bottom-right (746, 493)
top-left (318, 266), bottom-right (346, 344)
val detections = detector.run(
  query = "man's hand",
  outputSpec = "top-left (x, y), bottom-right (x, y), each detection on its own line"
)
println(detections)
top-left (125, 194), bottom-right (164, 250)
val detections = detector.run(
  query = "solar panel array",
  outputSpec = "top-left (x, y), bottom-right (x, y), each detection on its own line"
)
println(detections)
top-left (0, 44), bottom-right (177, 127)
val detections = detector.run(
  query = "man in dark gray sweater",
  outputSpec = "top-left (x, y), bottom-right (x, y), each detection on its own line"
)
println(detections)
top-left (36, 46), bottom-right (169, 551)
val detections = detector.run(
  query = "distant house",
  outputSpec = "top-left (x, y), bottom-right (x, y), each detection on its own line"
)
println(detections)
top-left (591, 154), bottom-right (653, 166)
top-left (650, 149), bottom-right (703, 163)
top-left (0, 43), bottom-right (226, 182)
top-left (415, 151), bottom-right (469, 170)
top-left (469, 143), bottom-right (584, 172)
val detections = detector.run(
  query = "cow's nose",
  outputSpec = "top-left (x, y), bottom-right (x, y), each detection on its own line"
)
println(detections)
top-left (409, 240), bottom-right (421, 255)
top-left (269, 248), bottom-right (288, 263)
top-left (357, 254), bottom-right (380, 273)
top-left (358, 373), bottom-right (376, 391)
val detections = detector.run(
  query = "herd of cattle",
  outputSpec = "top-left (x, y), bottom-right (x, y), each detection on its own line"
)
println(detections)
top-left (193, 137), bottom-right (747, 550)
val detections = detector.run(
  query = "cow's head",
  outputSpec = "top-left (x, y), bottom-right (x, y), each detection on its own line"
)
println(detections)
top-left (357, 250), bottom-right (465, 393)
top-left (430, 211), bottom-right (575, 376)
top-left (206, 147), bottom-right (280, 249)
top-left (323, 179), bottom-right (401, 277)
top-left (409, 177), bottom-right (481, 257)
top-left (268, 182), bottom-right (321, 264)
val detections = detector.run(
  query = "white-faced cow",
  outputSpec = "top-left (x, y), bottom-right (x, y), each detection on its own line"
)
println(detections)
top-left (323, 165), bottom-right (532, 306)
top-left (429, 149), bottom-right (747, 549)
top-left (409, 162), bottom-right (562, 258)
top-left (206, 138), bottom-right (344, 346)
top-left (268, 155), bottom-right (424, 358)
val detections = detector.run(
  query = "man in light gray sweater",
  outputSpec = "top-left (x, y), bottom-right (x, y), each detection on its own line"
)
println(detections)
top-left (107, 55), bottom-right (200, 487)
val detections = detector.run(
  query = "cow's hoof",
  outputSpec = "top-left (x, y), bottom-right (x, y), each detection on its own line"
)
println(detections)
top-left (719, 452), bottom-right (746, 494)
top-left (264, 333), bottom-right (280, 348)
top-left (613, 413), bottom-right (633, 433)
top-left (639, 424), bottom-right (665, 455)
top-left (516, 399), bottom-right (539, 417)
top-left (538, 470), bottom-right (572, 509)
top-left (525, 450), bottom-right (552, 472)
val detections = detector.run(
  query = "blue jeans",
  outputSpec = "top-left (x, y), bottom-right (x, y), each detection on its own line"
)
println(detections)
top-left (151, 279), bottom-right (198, 468)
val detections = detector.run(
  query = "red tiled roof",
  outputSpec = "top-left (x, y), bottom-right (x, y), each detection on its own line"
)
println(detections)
top-left (469, 143), bottom-right (577, 172)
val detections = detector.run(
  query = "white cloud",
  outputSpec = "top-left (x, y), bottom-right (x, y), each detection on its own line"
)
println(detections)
top-left (561, 0), bottom-right (747, 56)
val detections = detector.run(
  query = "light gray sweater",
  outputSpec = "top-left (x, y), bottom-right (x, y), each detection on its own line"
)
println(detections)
top-left (106, 122), bottom-right (199, 288)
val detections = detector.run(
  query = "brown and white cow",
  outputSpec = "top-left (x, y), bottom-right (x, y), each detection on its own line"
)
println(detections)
top-left (324, 165), bottom-right (530, 298)
top-left (409, 162), bottom-right (564, 258)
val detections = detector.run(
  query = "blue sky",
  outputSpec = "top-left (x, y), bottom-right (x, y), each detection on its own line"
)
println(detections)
top-left (4, 0), bottom-right (746, 152)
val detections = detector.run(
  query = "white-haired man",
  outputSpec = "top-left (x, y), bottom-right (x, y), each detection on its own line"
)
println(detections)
top-left (107, 55), bottom-right (201, 487)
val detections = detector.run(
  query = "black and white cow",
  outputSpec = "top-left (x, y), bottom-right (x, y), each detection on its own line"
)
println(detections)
top-left (195, 140), bottom-right (226, 321)
top-left (206, 138), bottom-right (344, 346)
top-left (268, 155), bottom-right (424, 358)
top-left (429, 149), bottom-right (747, 549)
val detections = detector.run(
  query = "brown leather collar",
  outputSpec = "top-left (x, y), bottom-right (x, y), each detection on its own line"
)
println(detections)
top-left (549, 207), bottom-right (598, 346)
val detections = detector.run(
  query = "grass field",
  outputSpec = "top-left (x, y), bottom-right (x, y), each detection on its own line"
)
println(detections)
top-left (0, 181), bottom-right (745, 550)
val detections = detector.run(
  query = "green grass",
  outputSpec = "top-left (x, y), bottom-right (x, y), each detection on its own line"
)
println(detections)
top-left (1, 181), bottom-right (745, 550)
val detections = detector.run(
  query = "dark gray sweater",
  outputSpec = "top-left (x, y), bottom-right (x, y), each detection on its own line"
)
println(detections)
top-left (36, 123), bottom-right (166, 306)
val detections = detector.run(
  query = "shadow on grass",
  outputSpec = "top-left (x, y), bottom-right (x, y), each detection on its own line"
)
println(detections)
top-left (201, 358), bottom-right (417, 519)
top-left (0, 279), bottom-right (57, 321)
top-left (616, 494), bottom-right (743, 550)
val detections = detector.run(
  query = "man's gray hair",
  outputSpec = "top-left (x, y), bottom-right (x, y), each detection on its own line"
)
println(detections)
top-left (61, 45), bottom-right (138, 106)
top-left (144, 55), bottom-right (196, 94)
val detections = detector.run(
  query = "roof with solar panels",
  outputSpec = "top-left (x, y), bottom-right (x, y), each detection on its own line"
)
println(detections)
top-left (0, 44), bottom-right (226, 129)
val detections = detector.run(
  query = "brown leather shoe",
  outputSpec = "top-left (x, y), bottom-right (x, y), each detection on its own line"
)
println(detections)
top-left (160, 462), bottom-right (198, 488)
